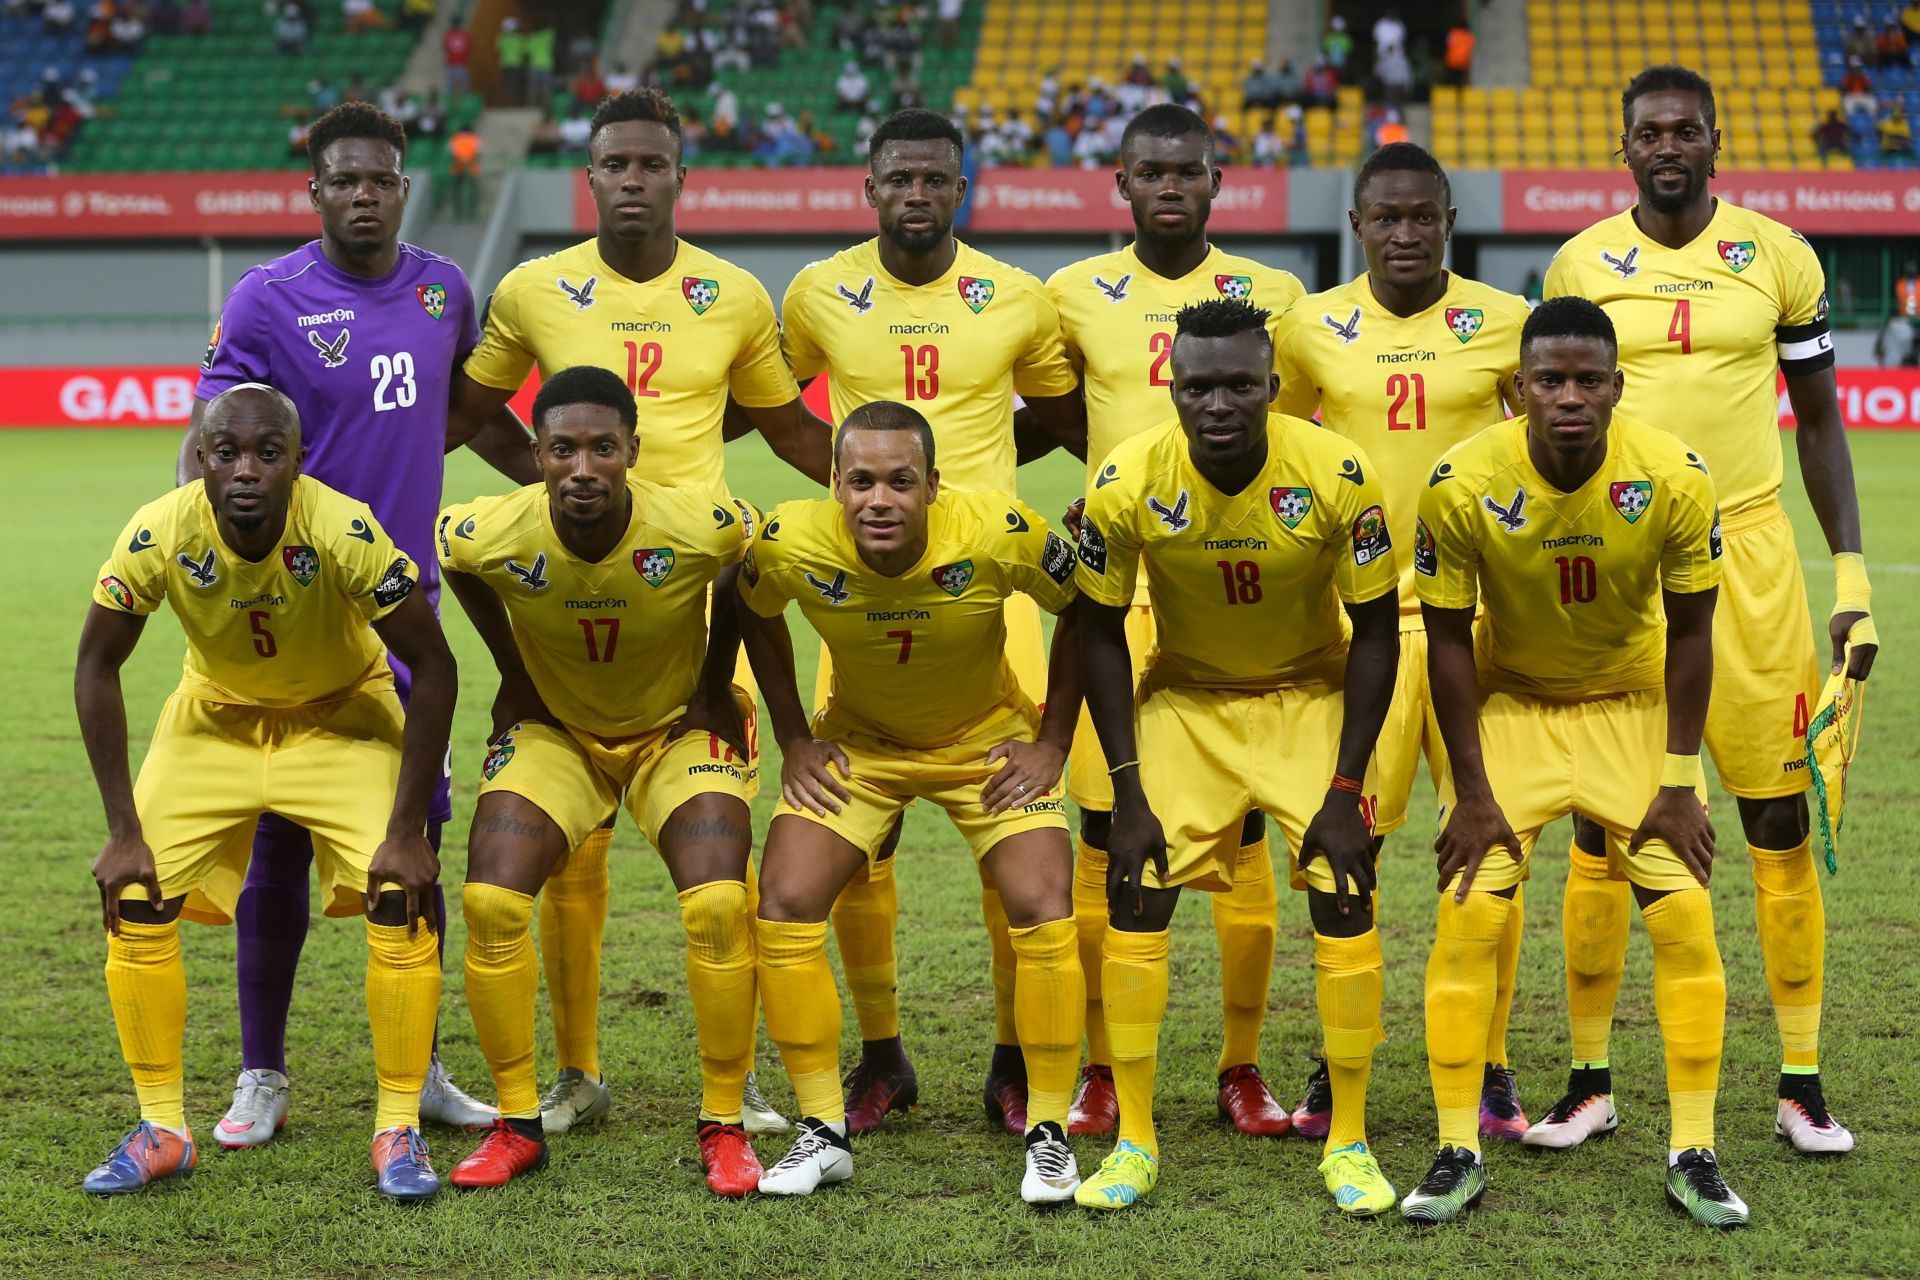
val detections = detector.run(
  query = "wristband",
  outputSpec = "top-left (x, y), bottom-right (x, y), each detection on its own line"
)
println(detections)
top-left (1329, 774), bottom-right (1365, 795)
top-left (1108, 759), bottom-right (1140, 776)
top-left (1660, 752), bottom-right (1701, 790)
top-left (1832, 552), bottom-right (1871, 617)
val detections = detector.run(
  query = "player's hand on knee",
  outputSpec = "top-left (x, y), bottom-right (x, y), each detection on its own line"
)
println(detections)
top-left (491, 674), bottom-right (560, 739)
top-left (781, 737), bottom-right (852, 816)
top-left (1106, 803), bottom-right (1168, 918)
top-left (92, 833), bottom-right (161, 936)
top-left (1631, 787), bottom-right (1716, 887)
top-left (1829, 609), bottom-right (1878, 681)
top-left (1435, 792), bottom-right (1521, 902)
top-left (671, 686), bottom-right (749, 760)
top-left (367, 830), bottom-right (441, 936)
top-left (980, 738), bottom-right (1064, 815)
top-left (1302, 791), bottom-right (1375, 916)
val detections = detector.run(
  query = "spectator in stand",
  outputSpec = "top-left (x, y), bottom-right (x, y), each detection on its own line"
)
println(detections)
top-left (1043, 116), bottom-right (1070, 164)
top-left (891, 56), bottom-right (924, 110)
top-left (527, 22), bottom-right (556, 108)
top-left (1844, 15), bottom-right (1876, 67)
top-left (798, 107), bottom-right (836, 155)
top-left (1845, 96), bottom-right (1876, 147)
top-left (285, 118), bottom-right (308, 156)
top-left (1881, 103), bottom-right (1914, 157)
top-left (1376, 108), bottom-right (1409, 146)
top-left (1814, 109), bottom-right (1851, 162)
top-left (274, 2), bottom-right (308, 54)
top-left (1373, 8), bottom-right (1405, 56)
top-left (1163, 55), bottom-right (1190, 102)
top-left (1306, 53), bottom-right (1339, 107)
top-left (1253, 114), bottom-right (1282, 167)
top-left (1243, 60), bottom-right (1279, 111)
top-left (1841, 58), bottom-right (1875, 117)
top-left (342, 0), bottom-right (389, 35)
top-left (1273, 58), bottom-right (1303, 106)
top-left (1374, 39), bottom-right (1412, 105)
top-left (835, 59), bottom-right (870, 112)
top-left (882, 9), bottom-right (921, 74)
top-left (1322, 14), bottom-right (1352, 71)
top-left (182, 0), bottom-right (209, 32)
top-left (572, 59), bottom-right (606, 110)
top-left (756, 103), bottom-right (814, 164)
top-left (308, 76), bottom-right (339, 111)
top-left (832, 2), bottom-right (863, 52)
top-left (679, 106), bottom-right (706, 158)
top-left (443, 19), bottom-right (471, 99)
top-left (448, 124), bottom-right (480, 220)
top-left (713, 14), bottom-right (751, 73)
top-left (711, 79), bottom-right (739, 143)
top-left (557, 108), bottom-right (591, 153)
top-left (1210, 114), bottom-right (1239, 165)
top-left (1879, 21), bottom-right (1910, 69)
top-left (43, 0), bottom-right (75, 30)
top-left (936, 0), bottom-right (962, 46)
top-left (855, 108), bottom-right (878, 151)
top-left (400, 0), bottom-right (431, 32)
top-left (1444, 21), bottom-right (1474, 87)
top-left (1034, 67), bottom-right (1059, 120)
top-left (414, 88), bottom-right (441, 139)
top-left (497, 16), bottom-right (527, 106)
top-left (605, 60), bottom-right (639, 94)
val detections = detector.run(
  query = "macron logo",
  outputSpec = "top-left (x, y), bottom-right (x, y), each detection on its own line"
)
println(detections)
top-left (297, 309), bottom-right (357, 327)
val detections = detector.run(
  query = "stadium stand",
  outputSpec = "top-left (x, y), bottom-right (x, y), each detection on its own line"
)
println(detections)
top-left (1813, 2), bottom-right (1920, 167)
top-left (0, 7), bottom-right (135, 174)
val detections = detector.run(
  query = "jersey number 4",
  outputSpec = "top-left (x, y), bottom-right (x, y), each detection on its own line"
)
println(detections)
top-left (1667, 299), bottom-right (1692, 355)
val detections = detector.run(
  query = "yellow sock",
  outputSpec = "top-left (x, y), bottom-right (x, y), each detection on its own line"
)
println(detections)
top-left (743, 857), bottom-right (763, 1074)
top-left (1315, 928), bottom-right (1384, 1151)
top-left (1103, 927), bottom-right (1170, 1157)
top-left (1009, 918), bottom-right (1085, 1128)
top-left (464, 882), bottom-right (540, 1119)
top-left (104, 918), bottom-right (187, 1131)
top-left (1644, 888), bottom-right (1725, 1151)
top-left (1750, 839), bottom-right (1824, 1073)
top-left (1425, 892), bottom-right (1510, 1154)
top-left (982, 881), bottom-right (1019, 1046)
top-left (756, 918), bottom-right (844, 1123)
top-left (830, 857), bottom-right (900, 1041)
top-left (1564, 840), bottom-right (1632, 1068)
top-left (1212, 834), bottom-right (1278, 1074)
top-left (680, 881), bottom-right (755, 1124)
top-left (1486, 880), bottom-right (1524, 1066)
top-left (1073, 839), bottom-right (1112, 1065)
top-left (366, 920), bottom-right (442, 1132)
top-left (540, 824), bottom-right (610, 1078)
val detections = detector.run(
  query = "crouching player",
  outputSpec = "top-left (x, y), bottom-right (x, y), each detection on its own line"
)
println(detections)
top-left (1401, 297), bottom-right (1744, 1228)
top-left (76, 384), bottom-right (455, 1200)
top-left (435, 367), bottom-right (767, 1196)
top-left (741, 402), bottom-right (1087, 1203)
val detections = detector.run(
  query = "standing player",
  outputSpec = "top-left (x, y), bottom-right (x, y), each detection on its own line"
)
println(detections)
top-left (79, 386), bottom-right (455, 1200)
top-left (1073, 300), bottom-right (1400, 1215)
top-left (1539, 65), bottom-right (1876, 1154)
top-left (1403, 297), bottom-right (1743, 1228)
top-left (447, 87), bottom-right (831, 1137)
top-left (437, 367), bottom-right (767, 1196)
top-left (779, 107), bottom-right (1085, 1135)
top-left (1046, 103), bottom-right (1304, 1139)
top-left (737, 403), bottom-right (1086, 1202)
top-left (1270, 142), bottom-right (1534, 1143)
top-left (184, 102), bottom-right (518, 1146)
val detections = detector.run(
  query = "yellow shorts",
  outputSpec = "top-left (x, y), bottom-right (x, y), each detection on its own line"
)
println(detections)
top-left (1368, 624), bottom-right (1448, 838)
top-left (812, 592), bottom-right (1049, 712)
top-left (129, 689), bottom-right (406, 925)
top-left (1437, 687), bottom-right (1702, 895)
top-left (1136, 683), bottom-right (1377, 895)
top-left (1705, 502), bottom-right (1821, 799)
top-left (477, 686), bottom-right (759, 851)
top-left (773, 701), bottom-right (1068, 861)
top-left (1066, 601), bottom-right (1154, 811)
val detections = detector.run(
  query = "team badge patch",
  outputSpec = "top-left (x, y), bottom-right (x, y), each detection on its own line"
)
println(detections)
top-left (1270, 486), bottom-right (1313, 529)
top-left (1215, 274), bottom-right (1253, 300)
top-left (307, 328), bottom-right (350, 368)
top-left (1710, 508), bottom-right (1723, 560)
top-left (282, 545), bottom-right (319, 586)
top-left (374, 557), bottom-right (416, 608)
top-left (1483, 488), bottom-right (1528, 533)
top-left (1413, 518), bottom-right (1437, 577)
top-left (1600, 247), bottom-right (1640, 279)
top-left (683, 276), bottom-right (720, 314)
top-left (100, 575), bottom-right (135, 611)
top-left (1146, 490), bottom-right (1191, 532)
top-left (931, 560), bottom-right (975, 597)
top-left (1094, 273), bottom-right (1131, 302)
top-left (482, 732), bottom-right (515, 781)
top-left (635, 547), bottom-right (675, 586)
top-left (1351, 504), bottom-right (1391, 566)
top-left (417, 282), bottom-right (447, 320)
top-left (1445, 307), bottom-right (1485, 343)
top-left (837, 277), bottom-right (875, 312)
top-left (1610, 480), bottom-right (1653, 523)
top-left (505, 553), bottom-right (550, 591)
top-left (731, 499), bottom-right (756, 540)
top-left (1717, 240), bottom-right (1757, 273)
top-left (804, 568), bottom-right (851, 604)
top-left (1323, 306), bottom-right (1362, 345)
top-left (177, 548), bottom-right (218, 587)
top-left (200, 322), bottom-right (221, 371)
top-left (958, 275), bottom-right (995, 313)
top-left (1041, 532), bottom-right (1076, 584)
top-left (558, 276), bottom-right (597, 310)
top-left (1077, 517), bottom-right (1108, 574)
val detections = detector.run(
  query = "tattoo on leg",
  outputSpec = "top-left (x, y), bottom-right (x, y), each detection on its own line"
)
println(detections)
top-left (476, 812), bottom-right (546, 839)
top-left (670, 814), bottom-right (750, 844)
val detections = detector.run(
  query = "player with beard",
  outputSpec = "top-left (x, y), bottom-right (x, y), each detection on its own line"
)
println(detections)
top-left (779, 108), bottom-right (1086, 1138)
top-left (1045, 103), bottom-right (1304, 1140)
top-left (1539, 65), bottom-right (1875, 1156)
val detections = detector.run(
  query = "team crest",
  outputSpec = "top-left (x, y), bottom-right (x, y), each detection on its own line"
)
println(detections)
top-left (683, 276), bottom-right (720, 314)
top-left (1077, 517), bottom-right (1108, 574)
top-left (958, 275), bottom-right (995, 313)
top-left (1483, 487), bottom-right (1528, 533)
top-left (1270, 486), bottom-right (1313, 529)
top-left (1717, 240), bottom-right (1757, 273)
top-left (1710, 508), bottom-right (1723, 560)
top-left (200, 322), bottom-right (221, 371)
top-left (804, 568), bottom-right (851, 604)
top-left (177, 548), bottom-right (219, 587)
top-left (1094, 273), bottom-right (1131, 303)
top-left (1041, 532), bottom-right (1076, 584)
top-left (1413, 518), bottom-right (1438, 578)
top-left (100, 575), bottom-right (135, 611)
top-left (374, 557), bottom-right (415, 608)
top-left (282, 545), bottom-right (319, 586)
top-left (307, 328), bottom-right (350, 368)
top-left (1600, 246), bottom-right (1640, 279)
top-left (1610, 479), bottom-right (1653, 523)
top-left (1215, 274), bottom-right (1253, 300)
top-left (1146, 491), bottom-right (1191, 532)
top-left (931, 560), bottom-right (975, 597)
top-left (837, 276), bottom-right (876, 313)
top-left (557, 276), bottom-right (597, 310)
top-left (505, 553), bottom-right (551, 591)
top-left (1351, 505), bottom-right (1391, 566)
top-left (417, 282), bottom-right (447, 320)
top-left (635, 547), bottom-right (675, 586)
top-left (1445, 307), bottom-right (1485, 343)
top-left (481, 732), bottom-right (515, 780)
top-left (1323, 306), bottom-right (1362, 345)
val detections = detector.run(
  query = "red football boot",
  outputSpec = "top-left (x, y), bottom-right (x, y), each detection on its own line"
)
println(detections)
top-left (843, 1061), bottom-right (919, 1136)
top-left (698, 1121), bottom-right (763, 1197)
top-left (982, 1071), bottom-right (1028, 1137)
top-left (1217, 1064), bottom-right (1292, 1137)
top-left (1068, 1064), bottom-right (1118, 1137)
top-left (449, 1118), bottom-right (548, 1189)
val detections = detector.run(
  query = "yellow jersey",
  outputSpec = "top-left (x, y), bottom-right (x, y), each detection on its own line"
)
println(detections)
top-left (438, 479), bottom-right (753, 739)
top-left (463, 238), bottom-right (799, 493)
top-left (1076, 415), bottom-right (1396, 691)
top-left (1046, 243), bottom-right (1303, 477)
top-left (1415, 414), bottom-right (1722, 700)
top-left (739, 489), bottom-right (1078, 748)
top-left (780, 239), bottom-right (1078, 494)
top-left (94, 476), bottom-right (413, 707)
top-left (1273, 272), bottom-right (1530, 621)
top-left (1543, 199), bottom-right (1832, 516)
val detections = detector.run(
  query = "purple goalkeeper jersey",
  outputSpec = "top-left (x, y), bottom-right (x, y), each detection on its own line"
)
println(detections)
top-left (196, 240), bottom-right (481, 599)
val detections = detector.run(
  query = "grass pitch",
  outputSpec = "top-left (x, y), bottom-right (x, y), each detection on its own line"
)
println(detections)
top-left (0, 427), bottom-right (1915, 1278)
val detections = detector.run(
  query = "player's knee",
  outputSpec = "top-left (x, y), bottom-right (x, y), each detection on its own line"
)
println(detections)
top-left (1750, 842), bottom-right (1819, 898)
top-left (1238, 809), bottom-right (1265, 846)
top-left (1307, 888), bottom-right (1372, 937)
top-left (363, 889), bottom-right (424, 929)
top-left (1001, 886), bottom-right (1072, 930)
top-left (1571, 813), bottom-right (1607, 857)
top-left (875, 814), bottom-right (904, 862)
top-left (116, 893), bottom-right (187, 926)
top-left (462, 879), bottom-right (534, 937)
top-left (1737, 794), bottom-right (1810, 851)
top-left (1079, 808), bottom-right (1111, 849)
top-left (678, 879), bottom-right (750, 957)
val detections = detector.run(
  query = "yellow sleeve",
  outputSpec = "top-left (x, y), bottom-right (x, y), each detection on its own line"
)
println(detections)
top-left (332, 504), bottom-right (419, 622)
top-left (738, 503), bottom-right (796, 617)
top-left (1074, 471), bottom-right (1140, 606)
top-left (994, 498), bottom-right (1079, 615)
top-left (779, 270), bottom-right (827, 384)
top-left (435, 501), bottom-right (478, 575)
top-left (1010, 284), bottom-right (1080, 399)
top-left (1044, 272), bottom-right (1089, 377)
top-left (1415, 478), bottom-right (1479, 610)
top-left (1776, 227), bottom-right (1829, 329)
top-left (722, 498), bottom-right (762, 568)
top-left (1327, 443), bottom-right (1398, 604)
top-left (1270, 311), bottom-right (1321, 420)
top-left (462, 276), bottom-right (536, 391)
top-left (92, 505), bottom-right (169, 614)
top-left (1660, 461), bottom-right (1725, 595)
top-left (1542, 246), bottom-right (1575, 301)
top-left (728, 276), bottom-right (802, 408)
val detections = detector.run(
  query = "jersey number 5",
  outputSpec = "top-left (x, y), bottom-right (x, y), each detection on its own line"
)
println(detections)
top-left (1386, 372), bottom-right (1427, 431)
